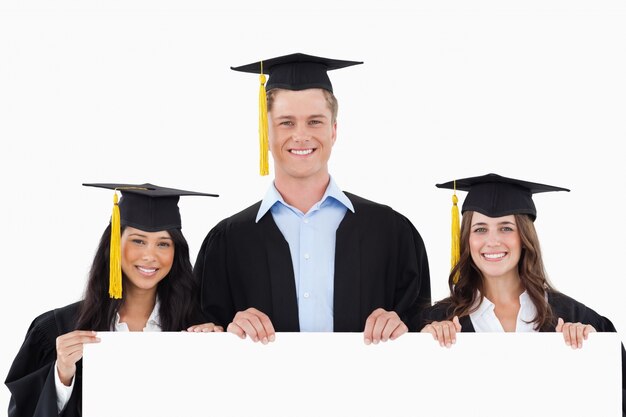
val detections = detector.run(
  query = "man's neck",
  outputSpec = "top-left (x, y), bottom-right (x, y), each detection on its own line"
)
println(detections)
top-left (274, 173), bottom-right (331, 214)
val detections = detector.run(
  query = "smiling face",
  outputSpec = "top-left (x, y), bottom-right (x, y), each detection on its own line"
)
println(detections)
top-left (468, 212), bottom-right (522, 281)
top-left (267, 88), bottom-right (337, 183)
top-left (120, 226), bottom-right (174, 294)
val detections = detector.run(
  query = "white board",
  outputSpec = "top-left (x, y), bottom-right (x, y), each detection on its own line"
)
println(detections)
top-left (83, 332), bottom-right (622, 417)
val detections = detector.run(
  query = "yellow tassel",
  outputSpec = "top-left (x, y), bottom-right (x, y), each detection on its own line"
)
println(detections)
top-left (451, 184), bottom-right (461, 284)
top-left (109, 192), bottom-right (122, 299)
top-left (258, 61), bottom-right (269, 176)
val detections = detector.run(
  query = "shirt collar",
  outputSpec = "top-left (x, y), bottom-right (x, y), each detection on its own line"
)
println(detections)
top-left (255, 176), bottom-right (355, 222)
top-left (472, 289), bottom-right (532, 317)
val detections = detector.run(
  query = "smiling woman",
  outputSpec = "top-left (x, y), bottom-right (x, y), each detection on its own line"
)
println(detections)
top-left (4, 183), bottom-right (219, 417)
top-left (417, 173), bottom-right (626, 414)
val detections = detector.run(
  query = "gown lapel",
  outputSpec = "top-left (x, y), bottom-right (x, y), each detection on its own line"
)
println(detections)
top-left (259, 214), bottom-right (300, 331)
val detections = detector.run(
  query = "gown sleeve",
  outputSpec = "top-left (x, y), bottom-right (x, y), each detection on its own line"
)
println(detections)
top-left (194, 219), bottom-right (235, 328)
top-left (5, 310), bottom-right (81, 417)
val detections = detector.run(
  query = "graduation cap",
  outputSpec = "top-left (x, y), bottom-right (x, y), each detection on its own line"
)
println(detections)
top-left (83, 183), bottom-right (218, 299)
top-left (231, 53), bottom-right (363, 176)
top-left (435, 173), bottom-right (569, 282)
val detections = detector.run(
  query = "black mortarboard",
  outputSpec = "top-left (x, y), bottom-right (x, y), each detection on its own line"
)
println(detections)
top-left (83, 183), bottom-right (218, 231)
top-left (231, 52), bottom-right (363, 93)
top-left (436, 173), bottom-right (569, 283)
top-left (231, 53), bottom-right (363, 176)
top-left (436, 173), bottom-right (570, 220)
top-left (82, 182), bottom-right (218, 299)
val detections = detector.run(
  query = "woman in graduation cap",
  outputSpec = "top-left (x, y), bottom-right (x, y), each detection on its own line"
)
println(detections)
top-left (5, 183), bottom-right (219, 417)
top-left (418, 173), bottom-right (625, 413)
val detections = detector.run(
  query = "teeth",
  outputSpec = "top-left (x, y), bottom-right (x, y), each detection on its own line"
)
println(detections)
top-left (483, 253), bottom-right (506, 259)
top-left (291, 149), bottom-right (313, 155)
top-left (137, 266), bottom-right (157, 273)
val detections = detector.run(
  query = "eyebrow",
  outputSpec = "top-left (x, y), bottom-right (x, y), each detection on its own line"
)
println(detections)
top-left (273, 114), bottom-right (328, 120)
top-left (471, 221), bottom-right (516, 228)
top-left (128, 233), bottom-right (172, 240)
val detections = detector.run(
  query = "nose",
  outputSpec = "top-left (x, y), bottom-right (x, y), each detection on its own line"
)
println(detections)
top-left (486, 231), bottom-right (500, 247)
top-left (293, 125), bottom-right (310, 142)
top-left (141, 244), bottom-right (157, 262)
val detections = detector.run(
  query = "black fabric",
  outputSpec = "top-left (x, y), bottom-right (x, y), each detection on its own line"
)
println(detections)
top-left (194, 192), bottom-right (431, 332)
top-left (419, 292), bottom-right (626, 415)
top-left (230, 53), bottom-right (363, 93)
top-left (436, 173), bottom-right (570, 220)
top-left (6, 302), bottom-right (83, 417)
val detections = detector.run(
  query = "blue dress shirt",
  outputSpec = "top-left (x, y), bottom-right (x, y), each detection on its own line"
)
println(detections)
top-left (256, 177), bottom-right (355, 332)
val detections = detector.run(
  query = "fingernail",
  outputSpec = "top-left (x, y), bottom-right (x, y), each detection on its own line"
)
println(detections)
top-left (269, 334), bottom-right (275, 342)
top-left (262, 337), bottom-right (268, 344)
top-left (364, 338), bottom-right (371, 345)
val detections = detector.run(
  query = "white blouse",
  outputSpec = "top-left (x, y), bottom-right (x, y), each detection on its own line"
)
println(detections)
top-left (469, 290), bottom-right (539, 333)
top-left (55, 300), bottom-right (162, 413)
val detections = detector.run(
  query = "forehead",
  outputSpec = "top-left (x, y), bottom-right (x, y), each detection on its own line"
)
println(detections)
top-left (471, 211), bottom-right (516, 224)
top-left (269, 88), bottom-right (330, 115)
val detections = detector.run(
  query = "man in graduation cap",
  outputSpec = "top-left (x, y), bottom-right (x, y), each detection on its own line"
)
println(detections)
top-left (194, 53), bottom-right (431, 344)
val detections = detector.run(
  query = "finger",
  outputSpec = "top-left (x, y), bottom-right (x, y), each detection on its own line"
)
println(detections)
top-left (452, 316), bottom-right (462, 332)
top-left (227, 322), bottom-right (246, 339)
top-left (363, 309), bottom-right (383, 345)
top-left (240, 309), bottom-right (275, 343)
top-left (372, 314), bottom-right (390, 344)
top-left (213, 326), bottom-right (224, 333)
top-left (583, 325), bottom-right (596, 339)
top-left (389, 321), bottom-right (408, 340)
top-left (433, 325), bottom-right (445, 347)
top-left (421, 324), bottom-right (438, 341)
top-left (555, 317), bottom-right (564, 332)
top-left (575, 324), bottom-right (585, 348)
top-left (567, 323), bottom-right (579, 349)
top-left (442, 323), bottom-right (452, 347)
top-left (56, 332), bottom-right (100, 348)
top-left (446, 322), bottom-right (458, 345)
top-left (560, 322), bottom-right (571, 346)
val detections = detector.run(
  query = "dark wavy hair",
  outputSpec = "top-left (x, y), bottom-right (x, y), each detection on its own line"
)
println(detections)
top-left (443, 211), bottom-right (557, 331)
top-left (76, 224), bottom-right (203, 331)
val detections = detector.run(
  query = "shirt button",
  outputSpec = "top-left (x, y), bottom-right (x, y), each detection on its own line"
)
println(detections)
top-left (303, 292), bottom-right (310, 298)
top-left (303, 219), bottom-right (309, 224)
top-left (304, 253), bottom-right (310, 260)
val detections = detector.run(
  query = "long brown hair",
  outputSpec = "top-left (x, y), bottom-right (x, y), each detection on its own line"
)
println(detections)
top-left (445, 211), bottom-right (557, 331)
top-left (75, 224), bottom-right (203, 331)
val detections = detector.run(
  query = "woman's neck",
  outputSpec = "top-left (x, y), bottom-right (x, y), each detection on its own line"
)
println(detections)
top-left (482, 273), bottom-right (524, 304)
top-left (118, 287), bottom-right (157, 331)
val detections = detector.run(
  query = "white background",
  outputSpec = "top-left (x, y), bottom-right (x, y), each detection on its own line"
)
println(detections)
top-left (1, 0), bottom-right (625, 410)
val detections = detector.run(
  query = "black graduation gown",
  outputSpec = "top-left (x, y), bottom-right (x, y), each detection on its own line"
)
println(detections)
top-left (420, 291), bottom-right (626, 416)
top-left (5, 302), bottom-right (82, 417)
top-left (194, 192), bottom-right (431, 332)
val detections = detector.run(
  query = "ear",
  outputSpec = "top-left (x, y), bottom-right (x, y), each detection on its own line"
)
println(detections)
top-left (331, 121), bottom-right (337, 146)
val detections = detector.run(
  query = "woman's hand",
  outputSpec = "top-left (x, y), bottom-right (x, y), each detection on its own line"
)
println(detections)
top-left (421, 316), bottom-right (462, 348)
top-left (555, 318), bottom-right (596, 349)
top-left (186, 323), bottom-right (224, 333)
top-left (56, 330), bottom-right (100, 386)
